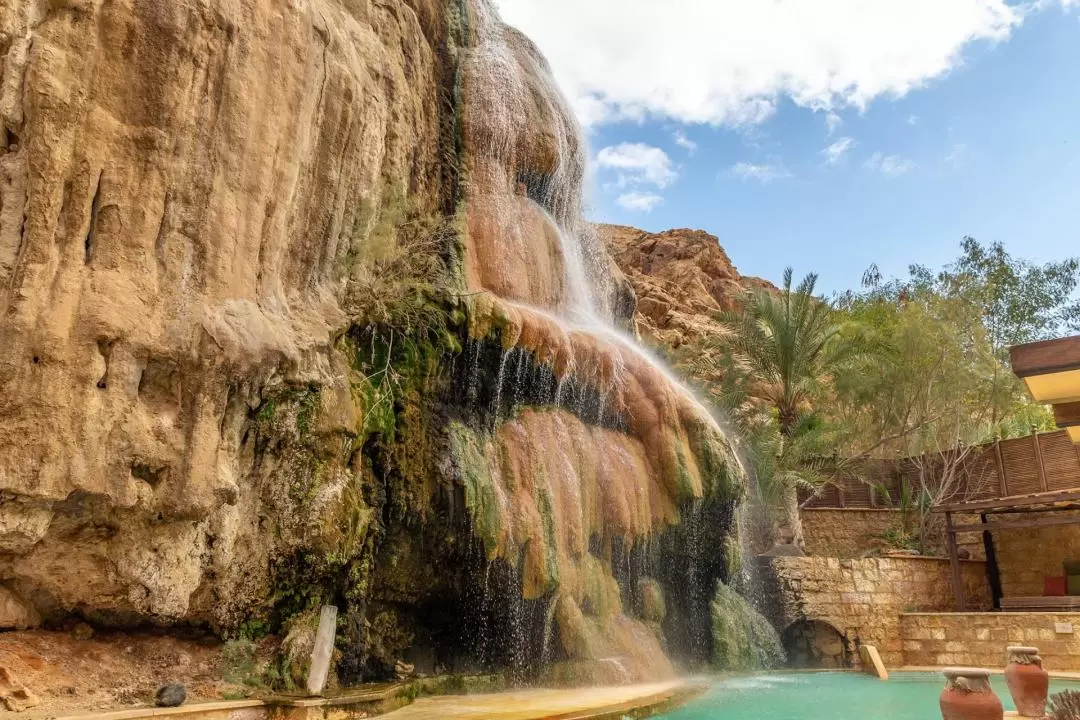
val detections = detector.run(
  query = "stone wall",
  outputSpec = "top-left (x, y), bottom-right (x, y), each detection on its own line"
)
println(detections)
top-left (801, 509), bottom-right (985, 560)
top-left (900, 612), bottom-right (1080, 671)
top-left (801, 509), bottom-right (895, 558)
top-left (767, 556), bottom-right (991, 668)
top-left (990, 511), bottom-right (1080, 598)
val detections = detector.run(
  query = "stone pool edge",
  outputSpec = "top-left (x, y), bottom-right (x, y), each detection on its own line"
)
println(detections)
top-left (41, 680), bottom-right (708, 720)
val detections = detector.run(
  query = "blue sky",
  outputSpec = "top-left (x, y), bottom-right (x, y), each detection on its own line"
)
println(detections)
top-left (498, 0), bottom-right (1080, 294)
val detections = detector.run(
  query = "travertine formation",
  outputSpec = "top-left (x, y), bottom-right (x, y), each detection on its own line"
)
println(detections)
top-left (0, 0), bottom-right (741, 683)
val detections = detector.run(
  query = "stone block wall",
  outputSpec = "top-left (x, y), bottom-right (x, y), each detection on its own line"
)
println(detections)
top-left (801, 508), bottom-right (985, 560)
top-left (990, 511), bottom-right (1080, 597)
top-left (900, 612), bottom-right (1080, 671)
top-left (768, 556), bottom-right (991, 668)
top-left (801, 509), bottom-right (896, 558)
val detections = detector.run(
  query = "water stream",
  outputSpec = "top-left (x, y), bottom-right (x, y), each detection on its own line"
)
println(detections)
top-left (453, 0), bottom-right (783, 678)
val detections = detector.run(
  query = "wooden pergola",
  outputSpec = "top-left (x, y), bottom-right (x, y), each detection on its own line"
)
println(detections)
top-left (934, 489), bottom-right (1080, 610)
top-left (934, 334), bottom-right (1080, 610)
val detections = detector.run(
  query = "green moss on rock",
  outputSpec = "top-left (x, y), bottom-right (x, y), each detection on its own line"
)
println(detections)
top-left (449, 422), bottom-right (503, 558)
top-left (710, 582), bottom-right (784, 671)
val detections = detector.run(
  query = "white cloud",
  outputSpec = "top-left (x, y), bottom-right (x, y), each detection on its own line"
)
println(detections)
top-left (945, 143), bottom-right (968, 167)
top-left (596, 143), bottom-right (677, 188)
top-left (826, 112), bottom-right (844, 136)
top-left (864, 152), bottom-right (917, 176)
top-left (730, 161), bottom-right (792, 184)
top-left (673, 129), bottom-right (697, 153)
top-left (907, 114), bottom-right (920, 125)
top-left (617, 191), bottom-right (664, 212)
top-left (495, 0), bottom-right (1032, 127)
top-left (823, 137), bottom-right (856, 165)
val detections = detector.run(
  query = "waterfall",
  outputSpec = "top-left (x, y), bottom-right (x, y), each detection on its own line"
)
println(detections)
top-left (453, 0), bottom-right (751, 679)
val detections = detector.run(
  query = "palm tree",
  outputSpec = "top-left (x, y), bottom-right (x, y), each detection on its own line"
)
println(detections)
top-left (717, 268), bottom-right (849, 437)
top-left (699, 268), bottom-right (857, 549)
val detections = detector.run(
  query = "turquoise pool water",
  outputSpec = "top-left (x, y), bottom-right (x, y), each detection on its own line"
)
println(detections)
top-left (656, 672), bottom-right (1078, 719)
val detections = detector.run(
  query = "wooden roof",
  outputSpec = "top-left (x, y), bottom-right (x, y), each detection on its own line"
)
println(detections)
top-left (1011, 334), bottom-right (1080, 442)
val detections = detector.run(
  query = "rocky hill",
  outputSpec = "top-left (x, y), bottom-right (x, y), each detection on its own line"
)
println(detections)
top-left (598, 224), bottom-right (775, 350)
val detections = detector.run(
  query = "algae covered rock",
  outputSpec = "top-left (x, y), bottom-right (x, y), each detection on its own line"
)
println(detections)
top-left (710, 582), bottom-right (785, 670)
top-left (281, 610), bottom-right (322, 690)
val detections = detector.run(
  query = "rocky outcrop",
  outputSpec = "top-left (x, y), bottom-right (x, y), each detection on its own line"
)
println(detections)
top-left (0, 0), bottom-right (453, 634)
top-left (599, 224), bottom-right (775, 350)
top-left (0, 0), bottom-right (742, 685)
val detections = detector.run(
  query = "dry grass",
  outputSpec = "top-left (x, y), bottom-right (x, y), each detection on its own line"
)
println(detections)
top-left (344, 192), bottom-right (454, 333)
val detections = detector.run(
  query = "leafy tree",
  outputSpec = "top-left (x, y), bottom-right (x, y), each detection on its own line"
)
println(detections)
top-left (949, 236), bottom-right (1080, 350)
top-left (847, 236), bottom-right (1073, 440)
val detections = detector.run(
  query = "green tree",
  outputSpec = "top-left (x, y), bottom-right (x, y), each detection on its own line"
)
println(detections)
top-left (715, 268), bottom-right (854, 437)
top-left (849, 236), bottom-right (1075, 437)
top-left (949, 236), bottom-right (1080, 350)
top-left (697, 268), bottom-right (862, 548)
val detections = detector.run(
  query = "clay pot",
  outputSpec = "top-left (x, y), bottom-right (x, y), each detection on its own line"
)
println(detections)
top-left (1005, 646), bottom-right (1049, 718)
top-left (940, 667), bottom-right (1004, 720)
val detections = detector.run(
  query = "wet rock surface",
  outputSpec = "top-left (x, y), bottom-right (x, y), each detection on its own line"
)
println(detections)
top-left (0, 0), bottom-right (744, 689)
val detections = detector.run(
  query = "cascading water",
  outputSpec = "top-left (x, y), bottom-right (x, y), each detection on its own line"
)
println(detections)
top-left (448, 0), bottom-right (783, 680)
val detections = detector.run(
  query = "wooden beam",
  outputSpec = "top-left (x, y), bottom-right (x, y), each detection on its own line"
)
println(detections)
top-left (981, 513), bottom-right (1003, 610)
top-left (1011, 336), bottom-right (1080, 377)
top-left (951, 513), bottom-right (1080, 534)
top-left (994, 439), bottom-right (1008, 497)
top-left (1033, 431), bottom-right (1049, 493)
top-left (932, 488), bottom-right (1080, 514)
top-left (986, 502), bottom-right (1080, 515)
top-left (1053, 401), bottom-right (1080, 428)
top-left (945, 512), bottom-right (966, 611)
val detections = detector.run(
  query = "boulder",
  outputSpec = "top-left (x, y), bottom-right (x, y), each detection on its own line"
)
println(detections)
top-left (155, 684), bottom-right (187, 708)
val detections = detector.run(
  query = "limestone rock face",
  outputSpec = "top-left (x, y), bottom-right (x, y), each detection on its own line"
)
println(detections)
top-left (0, 0), bottom-right (742, 685)
top-left (0, 584), bottom-right (39, 629)
top-left (0, 0), bottom-right (451, 626)
top-left (599, 224), bottom-right (775, 349)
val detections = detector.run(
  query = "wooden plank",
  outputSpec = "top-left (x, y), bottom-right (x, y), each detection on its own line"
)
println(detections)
top-left (951, 513), bottom-right (1080, 534)
top-left (932, 488), bottom-right (1080, 513)
top-left (945, 512), bottom-right (966, 611)
top-left (1054, 401), bottom-right (1080, 428)
top-left (858, 645), bottom-right (889, 681)
top-left (1011, 336), bottom-right (1080, 377)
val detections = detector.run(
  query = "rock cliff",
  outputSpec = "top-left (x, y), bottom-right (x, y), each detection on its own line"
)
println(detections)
top-left (599, 224), bottom-right (775, 351)
top-left (0, 0), bottom-right (743, 685)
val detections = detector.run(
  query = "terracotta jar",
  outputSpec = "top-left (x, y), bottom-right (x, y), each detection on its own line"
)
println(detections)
top-left (1005, 646), bottom-right (1049, 718)
top-left (940, 667), bottom-right (1004, 720)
